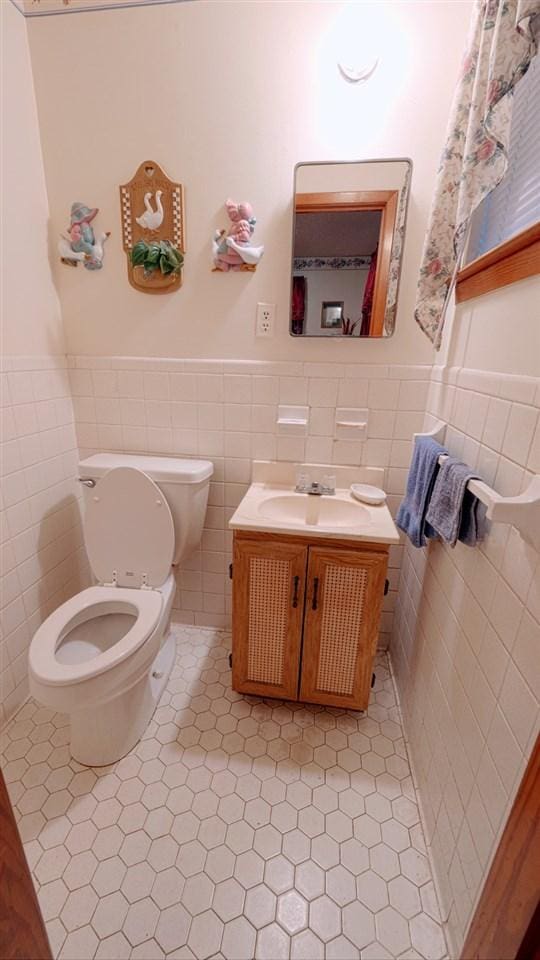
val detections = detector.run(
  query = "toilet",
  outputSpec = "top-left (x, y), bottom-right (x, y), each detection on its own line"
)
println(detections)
top-left (28, 453), bottom-right (213, 766)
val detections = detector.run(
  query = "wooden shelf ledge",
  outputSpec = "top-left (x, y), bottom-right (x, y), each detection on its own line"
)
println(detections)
top-left (456, 221), bottom-right (540, 303)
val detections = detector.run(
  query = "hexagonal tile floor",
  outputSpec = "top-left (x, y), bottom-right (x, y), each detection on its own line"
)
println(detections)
top-left (1, 625), bottom-right (448, 960)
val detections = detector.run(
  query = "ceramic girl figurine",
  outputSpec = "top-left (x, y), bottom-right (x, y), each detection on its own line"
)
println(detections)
top-left (212, 199), bottom-right (264, 271)
top-left (59, 202), bottom-right (110, 270)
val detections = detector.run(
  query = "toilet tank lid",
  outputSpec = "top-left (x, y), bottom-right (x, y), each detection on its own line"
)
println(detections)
top-left (79, 453), bottom-right (213, 484)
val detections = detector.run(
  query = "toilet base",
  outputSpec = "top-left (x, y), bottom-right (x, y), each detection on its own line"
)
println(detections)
top-left (70, 630), bottom-right (176, 767)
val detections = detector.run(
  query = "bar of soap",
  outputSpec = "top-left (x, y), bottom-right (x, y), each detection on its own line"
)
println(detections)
top-left (350, 484), bottom-right (386, 505)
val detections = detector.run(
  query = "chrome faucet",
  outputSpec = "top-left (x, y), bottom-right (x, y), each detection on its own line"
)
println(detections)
top-left (295, 473), bottom-right (336, 496)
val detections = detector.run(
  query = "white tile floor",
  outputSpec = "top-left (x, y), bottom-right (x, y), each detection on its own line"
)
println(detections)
top-left (1, 626), bottom-right (448, 960)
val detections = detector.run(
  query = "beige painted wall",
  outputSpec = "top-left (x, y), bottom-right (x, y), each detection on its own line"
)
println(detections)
top-left (27, 0), bottom-right (470, 361)
top-left (448, 276), bottom-right (540, 378)
top-left (1, 0), bottom-right (65, 356)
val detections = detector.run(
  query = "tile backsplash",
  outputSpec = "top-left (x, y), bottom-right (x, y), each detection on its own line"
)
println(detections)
top-left (392, 363), bottom-right (540, 956)
top-left (0, 357), bottom-right (89, 727)
top-left (68, 356), bottom-right (432, 640)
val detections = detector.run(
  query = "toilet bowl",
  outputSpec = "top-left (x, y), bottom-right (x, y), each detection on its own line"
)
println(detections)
top-left (28, 455), bottom-right (213, 766)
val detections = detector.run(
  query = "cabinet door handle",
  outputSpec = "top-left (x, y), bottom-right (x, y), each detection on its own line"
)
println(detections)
top-left (312, 577), bottom-right (319, 611)
top-left (292, 575), bottom-right (300, 608)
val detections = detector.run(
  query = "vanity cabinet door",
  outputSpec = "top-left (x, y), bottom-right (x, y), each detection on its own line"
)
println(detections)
top-left (232, 537), bottom-right (308, 700)
top-left (299, 547), bottom-right (388, 710)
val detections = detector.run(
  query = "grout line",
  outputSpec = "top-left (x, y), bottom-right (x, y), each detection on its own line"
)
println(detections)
top-left (386, 647), bottom-right (454, 957)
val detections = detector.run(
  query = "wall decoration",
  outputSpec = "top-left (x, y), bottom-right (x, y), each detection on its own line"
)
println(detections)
top-left (321, 301), bottom-right (344, 328)
top-left (58, 202), bottom-right (110, 270)
top-left (293, 256), bottom-right (372, 271)
top-left (212, 199), bottom-right (264, 272)
top-left (130, 240), bottom-right (183, 281)
top-left (135, 191), bottom-right (164, 232)
top-left (120, 161), bottom-right (185, 294)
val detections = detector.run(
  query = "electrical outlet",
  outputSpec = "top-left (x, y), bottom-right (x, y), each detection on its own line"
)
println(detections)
top-left (256, 302), bottom-right (275, 338)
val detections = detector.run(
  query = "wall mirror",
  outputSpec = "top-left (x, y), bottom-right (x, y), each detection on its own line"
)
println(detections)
top-left (290, 159), bottom-right (412, 338)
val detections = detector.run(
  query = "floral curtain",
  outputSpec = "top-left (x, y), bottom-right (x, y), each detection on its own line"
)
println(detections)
top-left (385, 163), bottom-right (412, 336)
top-left (360, 246), bottom-right (378, 336)
top-left (415, 0), bottom-right (539, 348)
top-left (291, 276), bottom-right (306, 335)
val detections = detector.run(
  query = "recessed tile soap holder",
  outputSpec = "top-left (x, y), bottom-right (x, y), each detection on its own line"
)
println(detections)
top-left (416, 420), bottom-right (540, 551)
top-left (335, 408), bottom-right (368, 440)
top-left (277, 406), bottom-right (309, 436)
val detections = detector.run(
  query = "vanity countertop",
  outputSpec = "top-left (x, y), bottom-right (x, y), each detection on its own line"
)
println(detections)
top-left (229, 481), bottom-right (401, 545)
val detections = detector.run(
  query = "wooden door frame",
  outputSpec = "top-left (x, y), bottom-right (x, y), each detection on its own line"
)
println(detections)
top-left (461, 735), bottom-right (540, 960)
top-left (294, 189), bottom-right (399, 336)
top-left (0, 770), bottom-right (52, 959)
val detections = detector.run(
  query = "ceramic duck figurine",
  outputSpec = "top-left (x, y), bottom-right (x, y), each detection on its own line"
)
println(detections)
top-left (58, 236), bottom-right (89, 267)
top-left (88, 232), bottom-right (111, 266)
top-left (136, 191), bottom-right (164, 231)
top-left (66, 202), bottom-right (109, 270)
top-left (213, 199), bottom-right (264, 271)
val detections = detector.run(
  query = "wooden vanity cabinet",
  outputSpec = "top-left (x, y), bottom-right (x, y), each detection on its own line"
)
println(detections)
top-left (231, 531), bottom-right (388, 710)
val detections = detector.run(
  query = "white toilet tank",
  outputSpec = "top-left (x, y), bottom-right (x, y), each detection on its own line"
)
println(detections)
top-left (78, 454), bottom-right (213, 565)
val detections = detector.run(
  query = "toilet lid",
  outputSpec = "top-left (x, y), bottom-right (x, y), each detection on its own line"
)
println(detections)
top-left (84, 466), bottom-right (174, 588)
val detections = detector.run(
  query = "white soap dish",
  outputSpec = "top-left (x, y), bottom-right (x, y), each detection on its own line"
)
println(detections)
top-left (350, 483), bottom-right (386, 505)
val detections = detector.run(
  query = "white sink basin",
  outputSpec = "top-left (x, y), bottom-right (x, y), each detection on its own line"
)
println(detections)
top-left (257, 494), bottom-right (370, 528)
top-left (228, 464), bottom-right (401, 544)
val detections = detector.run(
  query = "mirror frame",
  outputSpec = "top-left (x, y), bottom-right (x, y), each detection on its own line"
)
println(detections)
top-left (290, 159), bottom-right (412, 339)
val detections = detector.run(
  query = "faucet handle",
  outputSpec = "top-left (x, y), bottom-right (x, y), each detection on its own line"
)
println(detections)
top-left (321, 474), bottom-right (336, 495)
top-left (295, 471), bottom-right (310, 493)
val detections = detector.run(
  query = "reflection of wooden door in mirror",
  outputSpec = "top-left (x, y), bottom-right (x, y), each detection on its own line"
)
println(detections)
top-left (295, 191), bottom-right (398, 337)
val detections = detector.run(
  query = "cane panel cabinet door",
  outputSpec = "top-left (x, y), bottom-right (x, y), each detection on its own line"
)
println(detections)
top-left (232, 537), bottom-right (307, 700)
top-left (299, 546), bottom-right (388, 709)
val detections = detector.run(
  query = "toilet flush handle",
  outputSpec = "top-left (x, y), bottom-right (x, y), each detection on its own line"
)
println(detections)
top-left (79, 477), bottom-right (96, 488)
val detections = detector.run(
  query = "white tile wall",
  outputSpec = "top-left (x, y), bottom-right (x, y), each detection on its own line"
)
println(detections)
top-left (0, 357), bottom-right (89, 727)
top-left (67, 356), bottom-right (432, 643)
top-left (391, 363), bottom-right (540, 957)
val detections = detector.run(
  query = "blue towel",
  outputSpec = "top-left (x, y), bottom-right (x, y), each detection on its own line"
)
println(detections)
top-left (425, 457), bottom-right (485, 547)
top-left (396, 436), bottom-right (447, 547)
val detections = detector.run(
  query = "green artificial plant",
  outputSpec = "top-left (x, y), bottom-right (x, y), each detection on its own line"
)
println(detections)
top-left (131, 240), bottom-right (184, 278)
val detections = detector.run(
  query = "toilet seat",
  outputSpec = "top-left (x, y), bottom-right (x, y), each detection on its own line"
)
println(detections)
top-left (29, 585), bottom-right (163, 687)
top-left (84, 466), bottom-right (175, 588)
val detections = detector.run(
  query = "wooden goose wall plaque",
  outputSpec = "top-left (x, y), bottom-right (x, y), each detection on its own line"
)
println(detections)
top-left (120, 161), bottom-right (185, 294)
